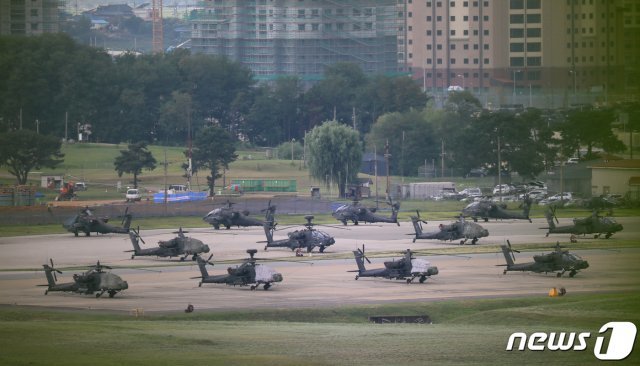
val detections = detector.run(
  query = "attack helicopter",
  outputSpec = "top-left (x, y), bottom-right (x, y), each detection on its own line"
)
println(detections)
top-left (332, 198), bottom-right (401, 226)
top-left (350, 246), bottom-right (438, 283)
top-left (462, 196), bottom-right (532, 223)
top-left (543, 208), bottom-right (623, 239)
top-left (261, 215), bottom-right (336, 253)
top-left (193, 249), bottom-right (283, 290)
top-left (63, 206), bottom-right (132, 237)
top-left (409, 211), bottom-right (489, 245)
top-left (40, 259), bottom-right (129, 298)
top-left (126, 227), bottom-right (210, 261)
top-left (499, 241), bottom-right (589, 277)
top-left (203, 200), bottom-right (276, 230)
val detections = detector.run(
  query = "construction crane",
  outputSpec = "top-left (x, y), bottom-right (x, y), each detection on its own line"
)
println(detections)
top-left (152, 0), bottom-right (163, 53)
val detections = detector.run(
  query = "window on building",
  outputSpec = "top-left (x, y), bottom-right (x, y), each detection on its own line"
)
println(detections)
top-left (450, 1), bottom-right (455, 6)
top-left (527, 42), bottom-right (541, 52)
top-left (473, 44), bottom-right (478, 49)
top-left (484, 15), bottom-right (489, 21)
top-left (298, 24), bottom-right (305, 31)
top-left (484, 44), bottom-right (489, 50)
top-left (427, 30), bottom-right (432, 35)
top-left (473, 58), bottom-right (479, 64)
top-left (437, 58), bottom-right (442, 64)
top-left (427, 58), bottom-right (432, 64)
top-left (527, 56), bottom-right (541, 66)
top-left (473, 15), bottom-right (478, 21)
top-left (527, 0), bottom-right (541, 8)
top-left (427, 44), bottom-right (432, 50)
top-left (473, 30), bottom-right (478, 35)
top-left (312, 23), bottom-right (319, 31)
top-left (451, 30), bottom-right (456, 35)
top-left (463, 15), bottom-right (468, 21)
top-left (511, 14), bottom-right (524, 23)
top-left (510, 28), bottom-right (524, 38)
top-left (437, 16), bottom-right (442, 21)
top-left (451, 16), bottom-right (456, 21)
top-left (30, 9), bottom-right (38, 16)
top-left (510, 57), bottom-right (524, 66)
top-left (527, 14), bottom-right (541, 23)
top-left (484, 58), bottom-right (489, 64)
top-left (298, 9), bottom-right (305, 18)
top-left (30, 23), bottom-right (38, 30)
top-left (450, 44), bottom-right (456, 49)
top-left (437, 44), bottom-right (442, 50)
top-left (451, 58), bottom-right (456, 64)
top-left (527, 28), bottom-right (541, 37)
top-left (325, 23), bottom-right (332, 31)
top-left (408, 39), bottom-right (412, 44)
top-left (484, 29), bottom-right (489, 35)
top-left (463, 30), bottom-right (468, 35)
top-left (464, 58), bottom-right (469, 64)
top-left (437, 30), bottom-right (442, 35)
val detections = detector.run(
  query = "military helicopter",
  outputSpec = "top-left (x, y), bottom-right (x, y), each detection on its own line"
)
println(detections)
top-left (193, 249), bottom-right (283, 290)
top-left (461, 196), bottom-right (532, 223)
top-left (63, 206), bottom-right (132, 237)
top-left (203, 200), bottom-right (276, 230)
top-left (332, 198), bottom-right (401, 226)
top-left (40, 259), bottom-right (129, 298)
top-left (499, 241), bottom-right (589, 277)
top-left (126, 227), bottom-right (211, 261)
top-left (261, 215), bottom-right (336, 253)
top-left (543, 208), bottom-right (623, 239)
top-left (409, 211), bottom-right (489, 245)
top-left (350, 246), bottom-right (439, 283)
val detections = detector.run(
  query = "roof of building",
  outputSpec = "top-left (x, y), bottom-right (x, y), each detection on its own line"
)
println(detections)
top-left (590, 159), bottom-right (640, 169)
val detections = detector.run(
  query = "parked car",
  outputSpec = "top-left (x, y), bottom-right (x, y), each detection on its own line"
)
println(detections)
top-left (466, 168), bottom-right (488, 178)
top-left (523, 189), bottom-right (548, 202)
top-left (492, 184), bottom-right (513, 195)
top-left (125, 188), bottom-right (142, 202)
top-left (460, 187), bottom-right (483, 198)
top-left (566, 157), bottom-right (580, 164)
top-left (74, 182), bottom-right (87, 191)
top-left (539, 192), bottom-right (574, 205)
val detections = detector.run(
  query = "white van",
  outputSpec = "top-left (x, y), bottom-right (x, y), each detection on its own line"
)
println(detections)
top-left (125, 188), bottom-right (142, 202)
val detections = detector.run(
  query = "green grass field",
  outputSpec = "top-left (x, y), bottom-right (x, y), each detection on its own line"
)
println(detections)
top-left (1, 292), bottom-right (638, 365)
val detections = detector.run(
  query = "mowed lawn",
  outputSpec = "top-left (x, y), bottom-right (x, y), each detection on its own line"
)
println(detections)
top-left (1, 292), bottom-right (639, 365)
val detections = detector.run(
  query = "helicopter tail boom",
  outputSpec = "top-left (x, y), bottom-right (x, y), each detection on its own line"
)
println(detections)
top-left (501, 245), bottom-right (515, 268)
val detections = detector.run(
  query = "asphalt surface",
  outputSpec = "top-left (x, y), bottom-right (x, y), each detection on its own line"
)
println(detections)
top-left (0, 217), bottom-right (638, 313)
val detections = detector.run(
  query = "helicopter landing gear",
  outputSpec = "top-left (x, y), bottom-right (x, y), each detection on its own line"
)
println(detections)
top-left (557, 272), bottom-right (563, 278)
top-left (192, 255), bottom-right (197, 261)
top-left (74, 230), bottom-right (79, 237)
top-left (108, 290), bottom-right (117, 298)
top-left (96, 291), bottom-right (104, 298)
top-left (45, 290), bottom-right (48, 295)
top-left (545, 233), bottom-right (550, 237)
top-left (264, 246), bottom-right (268, 251)
top-left (225, 225), bottom-right (231, 230)
top-left (180, 256), bottom-right (186, 261)
top-left (198, 282), bottom-right (202, 288)
top-left (263, 283), bottom-right (271, 290)
top-left (406, 278), bottom-right (412, 284)
top-left (341, 220), bottom-right (348, 226)
top-left (605, 233), bottom-right (612, 239)
top-left (131, 254), bottom-right (135, 260)
top-left (419, 276), bottom-right (427, 283)
top-left (85, 231), bottom-right (90, 237)
top-left (503, 270), bottom-right (507, 275)
top-left (355, 275), bottom-right (359, 280)
top-left (471, 237), bottom-right (478, 245)
top-left (569, 270), bottom-right (577, 278)
top-left (319, 246), bottom-right (325, 253)
top-left (594, 234), bottom-right (600, 239)
top-left (213, 224), bottom-right (220, 230)
top-left (353, 221), bottom-right (359, 226)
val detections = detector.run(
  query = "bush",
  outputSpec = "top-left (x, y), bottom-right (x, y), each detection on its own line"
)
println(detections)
top-left (275, 141), bottom-right (304, 160)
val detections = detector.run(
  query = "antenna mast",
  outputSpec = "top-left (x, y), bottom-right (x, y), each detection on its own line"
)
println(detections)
top-left (152, 0), bottom-right (163, 53)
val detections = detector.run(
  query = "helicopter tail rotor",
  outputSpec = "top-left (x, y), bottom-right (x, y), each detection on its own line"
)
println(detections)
top-left (506, 240), bottom-right (519, 262)
top-left (356, 244), bottom-right (371, 264)
top-left (48, 258), bottom-right (62, 281)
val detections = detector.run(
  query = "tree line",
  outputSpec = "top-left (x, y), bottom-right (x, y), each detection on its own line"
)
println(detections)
top-left (1, 33), bottom-right (634, 193)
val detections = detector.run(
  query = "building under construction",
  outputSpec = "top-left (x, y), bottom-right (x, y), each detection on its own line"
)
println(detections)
top-left (0, 0), bottom-right (62, 35)
top-left (189, 0), bottom-right (402, 81)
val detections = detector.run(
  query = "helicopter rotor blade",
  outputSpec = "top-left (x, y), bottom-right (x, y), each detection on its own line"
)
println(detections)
top-left (506, 240), bottom-right (518, 262)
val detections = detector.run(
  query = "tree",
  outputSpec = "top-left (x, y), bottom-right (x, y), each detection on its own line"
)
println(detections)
top-left (190, 125), bottom-right (238, 196)
top-left (305, 121), bottom-right (362, 197)
top-left (560, 107), bottom-right (625, 159)
top-left (0, 130), bottom-right (64, 185)
top-left (113, 142), bottom-right (157, 188)
top-left (366, 109), bottom-right (439, 176)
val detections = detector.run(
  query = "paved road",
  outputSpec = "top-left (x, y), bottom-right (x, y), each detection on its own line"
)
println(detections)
top-left (0, 217), bottom-right (638, 313)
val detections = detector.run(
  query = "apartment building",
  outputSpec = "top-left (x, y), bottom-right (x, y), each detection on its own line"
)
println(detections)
top-left (189, 0), bottom-right (401, 81)
top-left (405, 0), bottom-right (633, 108)
top-left (0, 0), bottom-right (62, 35)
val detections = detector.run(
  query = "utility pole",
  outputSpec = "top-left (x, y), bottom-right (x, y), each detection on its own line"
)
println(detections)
top-left (384, 139), bottom-right (391, 199)
top-left (374, 144), bottom-right (378, 209)
top-left (65, 111), bottom-right (68, 141)
top-left (440, 139), bottom-right (445, 178)
top-left (497, 133), bottom-right (502, 201)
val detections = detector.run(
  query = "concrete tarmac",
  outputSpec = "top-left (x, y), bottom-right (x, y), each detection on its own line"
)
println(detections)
top-left (0, 217), bottom-right (638, 313)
